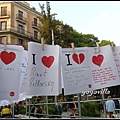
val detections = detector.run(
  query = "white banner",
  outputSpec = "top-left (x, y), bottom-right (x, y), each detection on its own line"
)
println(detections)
top-left (19, 50), bottom-right (28, 94)
top-left (113, 46), bottom-right (120, 79)
top-left (26, 42), bottom-right (61, 96)
top-left (88, 45), bottom-right (120, 90)
top-left (0, 44), bottom-right (23, 101)
top-left (62, 47), bottom-right (93, 95)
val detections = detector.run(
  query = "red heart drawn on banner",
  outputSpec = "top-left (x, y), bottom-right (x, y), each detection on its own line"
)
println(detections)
top-left (92, 54), bottom-right (104, 67)
top-left (1, 51), bottom-right (16, 65)
top-left (42, 56), bottom-right (54, 68)
top-left (10, 92), bottom-right (15, 97)
top-left (72, 53), bottom-right (85, 64)
top-left (88, 84), bottom-right (92, 88)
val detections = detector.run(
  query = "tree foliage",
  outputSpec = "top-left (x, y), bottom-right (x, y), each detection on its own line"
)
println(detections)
top-left (38, 1), bottom-right (59, 44)
top-left (74, 33), bottom-right (99, 47)
top-left (99, 40), bottom-right (115, 46)
top-left (37, 1), bottom-right (100, 47)
top-left (81, 102), bottom-right (100, 117)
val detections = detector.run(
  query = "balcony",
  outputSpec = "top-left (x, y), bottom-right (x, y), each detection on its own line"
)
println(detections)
top-left (34, 35), bottom-right (38, 40)
top-left (16, 14), bottom-right (27, 24)
top-left (32, 21), bottom-right (40, 29)
top-left (0, 11), bottom-right (10, 19)
top-left (0, 25), bottom-right (40, 41)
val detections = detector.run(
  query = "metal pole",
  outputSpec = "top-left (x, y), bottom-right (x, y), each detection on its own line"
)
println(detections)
top-left (28, 98), bottom-right (30, 118)
top-left (55, 96), bottom-right (57, 103)
top-left (77, 94), bottom-right (81, 118)
top-left (13, 103), bottom-right (15, 118)
top-left (101, 88), bottom-right (107, 118)
top-left (51, 29), bottom-right (57, 109)
top-left (46, 96), bottom-right (49, 118)
top-left (26, 99), bottom-right (27, 116)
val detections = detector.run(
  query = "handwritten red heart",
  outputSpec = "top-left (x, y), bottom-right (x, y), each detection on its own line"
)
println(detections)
top-left (88, 84), bottom-right (92, 88)
top-left (72, 53), bottom-right (85, 64)
top-left (42, 56), bottom-right (54, 68)
top-left (10, 92), bottom-right (15, 97)
top-left (92, 54), bottom-right (104, 67)
top-left (0, 51), bottom-right (16, 65)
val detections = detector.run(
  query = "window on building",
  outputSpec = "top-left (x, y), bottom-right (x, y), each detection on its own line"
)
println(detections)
top-left (18, 39), bottom-right (23, 45)
top-left (1, 6), bottom-right (7, 16)
top-left (34, 18), bottom-right (37, 26)
top-left (0, 36), bottom-right (7, 43)
top-left (18, 24), bottom-right (24, 34)
top-left (34, 30), bottom-right (38, 39)
top-left (0, 21), bottom-right (7, 30)
top-left (18, 10), bottom-right (23, 20)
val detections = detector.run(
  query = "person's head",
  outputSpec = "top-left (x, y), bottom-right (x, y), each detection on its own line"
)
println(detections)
top-left (8, 104), bottom-right (11, 109)
top-left (40, 106), bottom-right (42, 109)
top-left (4, 105), bottom-right (8, 108)
top-left (108, 95), bottom-right (111, 99)
top-left (15, 102), bottom-right (18, 105)
top-left (93, 95), bottom-right (97, 99)
top-left (70, 95), bottom-right (74, 99)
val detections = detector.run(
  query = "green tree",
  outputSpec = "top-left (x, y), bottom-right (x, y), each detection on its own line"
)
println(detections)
top-left (99, 40), bottom-right (115, 46)
top-left (56, 24), bottom-right (74, 47)
top-left (55, 25), bottom-right (100, 48)
top-left (76, 34), bottom-right (99, 47)
top-left (38, 1), bottom-right (58, 45)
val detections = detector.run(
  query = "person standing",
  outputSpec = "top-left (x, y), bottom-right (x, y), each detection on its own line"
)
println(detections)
top-left (14, 102), bottom-right (19, 115)
top-left (67, 95), bottom-right (74, 110)
top-left (1, 105), bottom-right (10, 118)
top-left (106, 96), bottom-right (115, 118)
top-left (36, 105), bottom-right (43, 118)
top-left (114, 99), bottom-right (119, 114)
top-left (8, 104), bottom-right (12, 118)
top-left (56, 100), bottom-right (62, 118)
top-left (0, 106), bottom-right (3, 118)
top-left (67, 95), bottom-right (77, 118)
top-left (98, 101), bottom-right (104, 117)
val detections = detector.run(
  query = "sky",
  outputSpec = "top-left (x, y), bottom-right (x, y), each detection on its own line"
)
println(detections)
top-left (27, 1), bottom-right (120, 46)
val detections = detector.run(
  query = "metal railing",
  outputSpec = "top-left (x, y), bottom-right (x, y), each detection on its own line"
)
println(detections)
top-left (0, 25), bottom-right (40, 41)
top-left (25, 96), bottom-right (120, 119)
top-left (32, 21), bottom-right (40, 28)
top-left (0, 11), bottom-right (10, 17)
top-left (16, 14), bottom-right (27, 23)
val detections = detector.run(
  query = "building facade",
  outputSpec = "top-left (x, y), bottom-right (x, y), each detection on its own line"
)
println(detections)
top-left (0, 1), bottom-right (41, 50)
